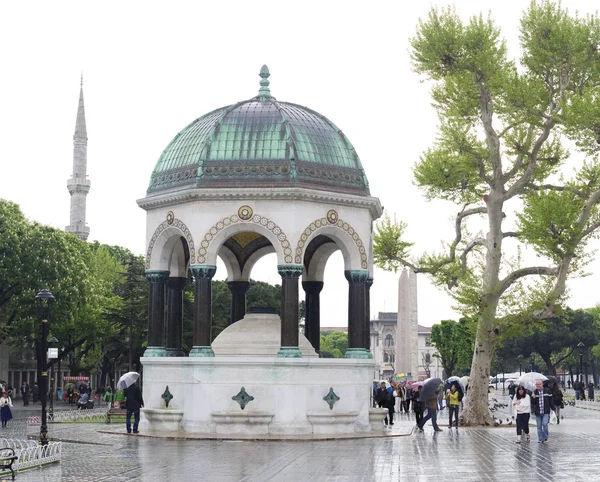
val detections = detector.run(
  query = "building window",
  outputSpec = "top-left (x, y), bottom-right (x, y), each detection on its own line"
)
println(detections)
top-left (383, 352), bottom-right (389, 363)
top-left (425, 336), bottom-right (431, 346)
top-left (384, 334), bottom-right (393, 347)
top-left (425, 353), bottom-right (431, 364)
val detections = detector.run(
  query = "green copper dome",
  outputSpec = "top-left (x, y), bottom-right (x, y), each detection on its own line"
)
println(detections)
top-left (148, 66), bottom-right (369, 195)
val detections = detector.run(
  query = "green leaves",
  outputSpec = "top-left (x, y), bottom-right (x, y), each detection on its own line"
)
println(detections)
top-left (373, 215), bottom-right (413, 273)
top-left (518, 190), bottom-right (585, 261)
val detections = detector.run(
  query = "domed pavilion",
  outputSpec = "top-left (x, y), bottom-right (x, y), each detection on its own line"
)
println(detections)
top-left (137, 66), bottom-right (383, 436)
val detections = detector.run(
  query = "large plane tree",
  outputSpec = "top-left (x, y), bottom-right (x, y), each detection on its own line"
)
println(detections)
top-left (375, 1), bottom-right (600, 425)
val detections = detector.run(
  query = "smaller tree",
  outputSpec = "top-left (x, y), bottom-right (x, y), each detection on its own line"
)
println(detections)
top-left (320, 331), bottom-right (348, 358)
top-left (430, 318), bottom-right (475, 377)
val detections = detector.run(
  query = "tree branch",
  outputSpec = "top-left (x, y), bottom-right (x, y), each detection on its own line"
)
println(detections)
top-left (498, 266), bottom-right (560, 297)
top-left (527, 183), bottom-right (589, 199)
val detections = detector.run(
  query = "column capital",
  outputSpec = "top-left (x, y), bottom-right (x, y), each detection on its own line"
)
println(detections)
top-left (344, 270), bottom-right (370, 283)
top-left (227, 281), bottom-right (250, 294)
top-left (302, 281), bottom-right (324, 295)
top-left (145, 270), bottom-right (170, 283)
top-left (189, 265), bottom-right (217, 279)
top-left (277, 264), bottom-right (304, 279)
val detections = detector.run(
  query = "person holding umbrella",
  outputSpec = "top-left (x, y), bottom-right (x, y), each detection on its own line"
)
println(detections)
top-left (118, 372), bottom-right (144, 434)
top-left (417, 378), bottom-right (443, 432)
top-left (531, 379), bottom-right (555, 443)
top-left (375, 382), bottom-right (395, 426)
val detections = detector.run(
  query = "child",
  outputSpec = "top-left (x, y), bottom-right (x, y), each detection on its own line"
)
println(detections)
top-left (512, 385), bottom-right (531, 443)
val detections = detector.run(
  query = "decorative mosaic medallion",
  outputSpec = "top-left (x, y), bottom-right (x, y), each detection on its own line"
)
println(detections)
top-left (238, 205), bottom-right (253, 220)
top-left (166, 211), bottom-right (175, 225)
top-left (232, 387), bottom-right (254, 410)
top-left (323, 387), bottom-right (340, 410)
top-left (327, 210), bottom-right (338, 224)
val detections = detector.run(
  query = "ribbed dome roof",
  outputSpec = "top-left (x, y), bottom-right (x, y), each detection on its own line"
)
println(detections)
top-left (148, 66), bottom-right (369, 195)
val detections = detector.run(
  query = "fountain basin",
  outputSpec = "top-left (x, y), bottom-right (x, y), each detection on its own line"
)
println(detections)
top-left (142, 408), bottom-right (184, 431)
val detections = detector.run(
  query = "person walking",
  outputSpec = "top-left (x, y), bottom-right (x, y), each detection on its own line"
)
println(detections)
top-left (0, 391), bottom-right (12, 428)
top-left (446, 384), bottom-right (460, 429)
top-left (531, 379), bottom-right (555, 443)
top-left (21, 382), bottom-right (30, 406)
top-left (588, 380), bottom-right (595, 401)
top-left (412, 386), bottom-right (423, 427)
top-left (552, 384), bottom-right (564, 424)
top-left (512, 386), bottom-right (531, 443)
top-left (32, 382), bottom-right (39, 404)
top-left (124, 382), bottom-right (144, 434)
top-left (574, 378), bottom-right (582, 400)
top-left (404, 383), bottom-right (413, 413)
top-left (417, 390), bottom-right (443, 432)
top-left (375, 382), bottom-right (395, 427)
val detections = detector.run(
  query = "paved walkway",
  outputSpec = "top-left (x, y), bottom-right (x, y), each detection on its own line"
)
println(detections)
top-left (4, 398), bottom-right (600, 481)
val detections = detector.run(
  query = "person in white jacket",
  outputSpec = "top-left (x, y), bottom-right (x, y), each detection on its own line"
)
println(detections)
top-left (512, 386), bottom-right (531, 443)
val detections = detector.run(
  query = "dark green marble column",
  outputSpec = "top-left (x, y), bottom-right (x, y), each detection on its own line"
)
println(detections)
top-left (165, 276), bottom-right (187, 357)
top-left (144, 270), bottom-right (170, 357)
top-left (365, 276), bottom-right (373, 352)
top-left (189, 265), bottom-right (217, 357)
top-left (345, 270), bottom-right (372, 359)
top-left (277, 265), bottom-right (304, 358)
top-left (302, 281), bottom-right (324, 352)
top-left (227, 281), bottom-right (250, 324)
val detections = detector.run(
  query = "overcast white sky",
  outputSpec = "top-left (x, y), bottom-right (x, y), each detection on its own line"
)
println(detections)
top-left (1, 0), bottom-right (598, 328)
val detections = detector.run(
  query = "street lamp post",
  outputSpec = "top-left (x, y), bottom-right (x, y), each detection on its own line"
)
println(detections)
top-left (35, 289), bottom-right (54, 446)
top-left (518, 355), bottom-right (523, 376)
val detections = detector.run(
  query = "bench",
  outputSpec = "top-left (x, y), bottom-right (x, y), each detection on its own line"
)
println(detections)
top-left (105, 407), bottom-right (127, 424)
top-left (0, 447), bottom-right (17, 480)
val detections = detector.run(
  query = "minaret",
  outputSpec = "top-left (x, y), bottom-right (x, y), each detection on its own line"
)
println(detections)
top-left (66, 75), bottom-right (91, 240)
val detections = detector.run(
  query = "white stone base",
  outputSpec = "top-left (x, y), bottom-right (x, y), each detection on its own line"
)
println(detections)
top-left (141, 356), bottom-right (374, 437)
top-left (369, 407), bottom-right (389, 427)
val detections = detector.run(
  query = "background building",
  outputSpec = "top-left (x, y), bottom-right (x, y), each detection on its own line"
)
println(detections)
top-left (370, 312), bottom-right (443, 380)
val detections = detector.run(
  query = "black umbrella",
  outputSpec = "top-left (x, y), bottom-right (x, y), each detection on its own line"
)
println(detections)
top-left (420, 377), bottom-right (443, 402)
top-left (544, 376), bottom-right (559, 390)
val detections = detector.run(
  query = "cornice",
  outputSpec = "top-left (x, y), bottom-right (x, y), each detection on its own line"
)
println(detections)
top-left (137, 187), bottom-right (383, 219)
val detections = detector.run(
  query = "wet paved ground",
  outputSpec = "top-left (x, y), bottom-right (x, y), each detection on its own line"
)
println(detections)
top-left (4, 395), bottom-right (600, 481)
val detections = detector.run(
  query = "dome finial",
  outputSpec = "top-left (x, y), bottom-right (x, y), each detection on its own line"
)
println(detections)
top-left (258, 65), bottom-right (270, 101)
top-left (80, 71), bottom-right (83, 88)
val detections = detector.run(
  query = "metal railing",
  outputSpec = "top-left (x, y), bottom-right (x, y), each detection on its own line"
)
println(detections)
top-left (0, 438), bottom-right (61, 474)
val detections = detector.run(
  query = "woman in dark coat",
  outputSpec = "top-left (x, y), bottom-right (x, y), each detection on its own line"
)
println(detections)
top-left (588, 380), bottom-right (595, 401)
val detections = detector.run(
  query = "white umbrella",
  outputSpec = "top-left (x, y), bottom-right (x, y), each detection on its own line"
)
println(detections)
top-left (460, 376), bottom-right (470, 388)
top-left (117, 371), bottom-right (140, 390)
top-left (516, 372), bottom-right (547, 392)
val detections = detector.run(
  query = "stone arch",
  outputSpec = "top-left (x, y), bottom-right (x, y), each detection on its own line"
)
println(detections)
top-left (197, 210), bottom-right (292, 266)
top-left (294, 213), bottom-right (368, 270)
top-left (146, 217), bottom-right (196, 270)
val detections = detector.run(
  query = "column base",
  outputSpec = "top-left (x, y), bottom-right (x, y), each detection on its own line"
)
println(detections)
top-left (277, 347), bottom-right (302, 358)
top-left (344, 348), bottom-right (373, 359)
top-left (189, 346), bottom-right (215, 357)
top-left (143, 346), bottom-right (168, 357)
top-left (164, 348), bottom-right (186, 357)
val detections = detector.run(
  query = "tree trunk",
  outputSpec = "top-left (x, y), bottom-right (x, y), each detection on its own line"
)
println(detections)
top-left (461, 332), bottom-right (495, 425)
top-left (540, 354), bottom-right (556, 376)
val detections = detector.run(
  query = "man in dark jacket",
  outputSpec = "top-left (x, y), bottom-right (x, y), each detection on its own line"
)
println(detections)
top-left (124, 383), bottom-right (144, 434)
top-left (375, 382), bottom-right (394, 426)
top-left (532, 379), bottom-right (555, 443)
